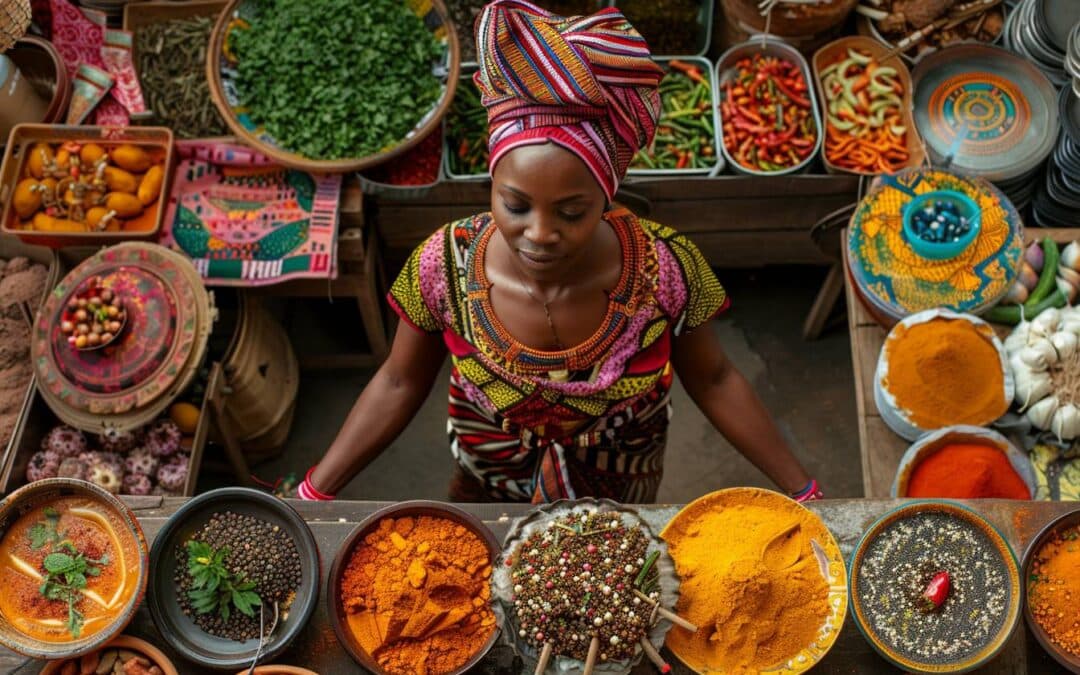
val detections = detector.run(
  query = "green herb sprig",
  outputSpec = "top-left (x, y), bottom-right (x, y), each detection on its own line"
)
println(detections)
top-left (185, 540), bottom-right (262, 622)
top-left (28, 508), bottom-right (109, 638)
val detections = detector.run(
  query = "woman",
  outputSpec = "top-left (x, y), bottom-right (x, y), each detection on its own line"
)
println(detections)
top-left (298, 0), bottom-right (821, 504)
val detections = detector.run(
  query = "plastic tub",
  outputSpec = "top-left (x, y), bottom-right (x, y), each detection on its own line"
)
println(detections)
top-left (902, 190), bottom-right (981, 260)
top-left (715, 37), bottom-right (823, 176)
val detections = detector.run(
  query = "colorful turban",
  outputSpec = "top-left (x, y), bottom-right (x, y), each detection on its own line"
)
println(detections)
top-left (473, 0), bottom-right (663, 201)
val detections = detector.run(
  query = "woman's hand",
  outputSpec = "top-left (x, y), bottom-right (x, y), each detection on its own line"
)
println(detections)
top-left (671, 323), bottom-right (815, 496)
top-left (306, 323), bottom-right (447, 496)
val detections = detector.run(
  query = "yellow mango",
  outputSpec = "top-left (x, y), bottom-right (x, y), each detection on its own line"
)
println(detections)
top-left (31, 212), bottom-right (53, 230)
top-left (39, 177), bottom-right (58, 195)
top-left (85, 206), bottom-right (115, 230)
top-left (121, 206), bottom-right (157, 232)
top-left (137, 165), bottom-right (164, 205)
top-left (80, 143), bottom-right (106, 165)
top-left (104, 166), bottom-right (138, 194)
top-left (105, 192), bottom-right (143, 218)
top-left (13, 178), bottom-right (41, 219)
top-left (26, 143), bottom-right (54, 179)
top-left (55, 148), bottom-right (71, 170)
top-left (110, 144), bottom-right (152, 172)
top-left (30, 213), bottom-right (83, 231)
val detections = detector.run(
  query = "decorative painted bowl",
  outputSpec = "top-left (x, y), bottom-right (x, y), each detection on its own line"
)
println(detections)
top-left (892, 425), bottom-right (1036, 499)
top-left (0, 478), bottom-right (148, 661)
top-left (849, 501), bottom-right (1022, 674)
top-left (902, 190), bottom-right (982, 261)
top-left (1022, 508), bottom-right (1080, 674)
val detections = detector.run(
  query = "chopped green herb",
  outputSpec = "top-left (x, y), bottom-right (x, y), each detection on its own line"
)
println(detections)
top-left (27, 512), bottom-right (109, 638)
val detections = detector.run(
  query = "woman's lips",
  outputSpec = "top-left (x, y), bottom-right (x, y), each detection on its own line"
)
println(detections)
top-left (517, 249), bottom-right (561, 269)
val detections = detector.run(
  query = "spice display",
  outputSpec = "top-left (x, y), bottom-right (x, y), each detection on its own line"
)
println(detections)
top-left (617, 0), bottom-right (701, 56)
top-left (361, 128), bottom-right (442, 186)
top-left (60, 282), bottom-right (126, 351)
top-left (446, 77), bottom-right (488, 176)
top-left (1028, 522), bottom-right (1080, 658)
top-left (133, 16), bottom-right (228, 139)
top-left (0, 255), bottom-right (48, 451)
top-left (855, 509), bottom-right (1013, 664)
top-left (720, 54), bottom-right (817, 172)
top-left (11, 141), bottom-right (167, 234)
top-left (46, 645), bottom-right (166, 675)
top-left (0, 497), bottom-right (141, 643)
top-left (820, 47), bottom-right (909, 173)
top-left (906, 444), bottom-right (1030, 499)
top-left (662, 490), bottom-right (834, 673)
top-left (230, 0), bottom-right (444, 161)
top-left (881, 316), bottom-right (1007, 429)
top-left (339, 515), bottom-right (495, 675)
top-left (175, 511), bottom-right (302, 642)
top-left (630, 61), bottom-right (716, 171)
top-left (25, 421), bottom-right (191, 496)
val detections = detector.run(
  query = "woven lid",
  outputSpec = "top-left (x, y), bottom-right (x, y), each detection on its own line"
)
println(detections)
top-left (847, 168), bottom-right (1024, 324)
top-left (32, 243), bottom-right (213, 433)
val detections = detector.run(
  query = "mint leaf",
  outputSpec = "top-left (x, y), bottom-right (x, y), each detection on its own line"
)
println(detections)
top-left (43, 507), bottom-right (59, 519)
top-left (43, 553), bottom-right (75, 574)
top-left (28, 524), bottom-right (50, 550)
top-left (65, 572), bottom-right (87, 589)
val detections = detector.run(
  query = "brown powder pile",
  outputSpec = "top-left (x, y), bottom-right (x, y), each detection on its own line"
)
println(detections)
top-left (0, 256), bottom-right (49, 450)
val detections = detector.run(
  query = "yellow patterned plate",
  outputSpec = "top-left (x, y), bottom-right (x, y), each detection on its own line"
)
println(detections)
top-left (847, 168), bottom-right (1024, 325)
top-left (660, 488), bottom-right (847, 674)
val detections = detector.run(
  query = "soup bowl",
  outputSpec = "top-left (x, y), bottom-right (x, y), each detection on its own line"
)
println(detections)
top-left (0, 478), bottom-right (148, 660)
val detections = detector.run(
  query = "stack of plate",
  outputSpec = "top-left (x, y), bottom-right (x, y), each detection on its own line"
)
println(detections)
top-left (1004, 0), bottom-right (1077, 89)
top-left (1035, 87), bottom-right (1080, 226)
top-left (1069, 22), bottom-right (1080, 95)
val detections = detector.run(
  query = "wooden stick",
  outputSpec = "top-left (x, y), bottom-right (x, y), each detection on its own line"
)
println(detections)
top-left (534, 642), bottom-right (553, 675)
top-left (633, 590), bottom-right (698, 633)
top-left (640, 638), bottom-right (672, 674)
top-left (583, 636), bottom-right (600, 675)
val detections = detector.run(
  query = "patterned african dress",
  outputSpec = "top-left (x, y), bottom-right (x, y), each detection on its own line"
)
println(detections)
top-left (388, 207), bottom-right (728, 504)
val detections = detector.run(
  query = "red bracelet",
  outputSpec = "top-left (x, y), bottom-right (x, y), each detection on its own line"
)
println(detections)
top-left (297, 467), bottom-right (335, 501)
top-left (793, 479), bottom-right (824, 503)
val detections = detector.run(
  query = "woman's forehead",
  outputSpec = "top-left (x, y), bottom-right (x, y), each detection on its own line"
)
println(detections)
top-left (494, 143), bottom-right (603, 199)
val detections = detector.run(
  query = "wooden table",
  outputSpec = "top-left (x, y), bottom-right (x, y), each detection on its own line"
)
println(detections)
top-left (845, 227), bottom-right (1079, 499)
top-left (1, 498), bottom-right (1074, 674)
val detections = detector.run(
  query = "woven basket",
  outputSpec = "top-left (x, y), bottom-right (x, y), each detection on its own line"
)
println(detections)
top-left (0, 0), bottom-right (31, 52)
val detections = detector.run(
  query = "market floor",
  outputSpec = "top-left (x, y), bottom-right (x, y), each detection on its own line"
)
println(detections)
top-left (204, 265), bottom-right (863, 501)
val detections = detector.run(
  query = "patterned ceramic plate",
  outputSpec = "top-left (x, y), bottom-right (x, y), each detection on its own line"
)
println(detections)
top-left (660, 488), bottom-right (847, 674)
top-left (846, 168), bottom-right (1023, 325)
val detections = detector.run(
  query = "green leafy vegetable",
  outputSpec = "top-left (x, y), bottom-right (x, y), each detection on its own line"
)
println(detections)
top-left (27, 512), bottom-right (109, 638)
top-left (185, 540), bottom-right (262, 620)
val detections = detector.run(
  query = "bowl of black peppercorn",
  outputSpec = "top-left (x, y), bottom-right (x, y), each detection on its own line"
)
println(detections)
top-left (146, 487), bottom-right (320, 669)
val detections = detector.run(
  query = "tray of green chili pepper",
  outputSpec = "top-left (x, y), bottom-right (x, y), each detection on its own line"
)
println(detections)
top-left (628, 57), bottom-right (723, 176)
top-left (443, 66), bottom-right (491, 180)
top-left (206, 0), bottom-right (460, 172)
top-left (716, 37), bottom-right (822, 176)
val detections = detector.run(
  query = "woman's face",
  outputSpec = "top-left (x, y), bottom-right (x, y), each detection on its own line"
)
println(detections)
top-left (491, 143), bottom-right (607, 282)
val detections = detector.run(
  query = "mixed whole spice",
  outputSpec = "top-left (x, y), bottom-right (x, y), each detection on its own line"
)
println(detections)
top-left (630, 60), bottom-right (716, 171)
top-left (720, 54), bottom-right (817, 172)
top-left (0, 256), bottom-right (48, 451)
top-left (47, 646), bottom-right (166, 675)
top-left (175, 511), bottom-right (302, 642)
top-left (856, 510), bottom-right (1012, 664)
top-left (507, 511), bottom-right (661, 664)
top-left (446, 77), bottom-right (489, 176)
top-left (230, 0), bottom-right (444, 161)
top-left (1028, 522), bottom-right (1080, 659)
top-left (617, 0), bottom-right (701, 56)
top-left (133, 16), bottom-right (229, 139)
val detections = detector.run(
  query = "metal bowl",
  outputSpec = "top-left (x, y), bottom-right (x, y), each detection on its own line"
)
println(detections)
top-left (146, 487), bottom-right (320, 670)
top-left (0, 478), bottom-right (148, 660)
top-left (327, 500), bottom-right (501, 675)
top-left (1022, 508), bottom-right (1080, 674)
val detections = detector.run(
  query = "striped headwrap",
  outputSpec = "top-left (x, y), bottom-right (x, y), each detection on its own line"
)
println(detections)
top-left (474, 0), bottom-right (663, 201)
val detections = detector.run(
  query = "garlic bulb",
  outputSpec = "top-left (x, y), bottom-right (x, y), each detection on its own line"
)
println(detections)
top-left (1007, 304), bottom-right (1080, 439)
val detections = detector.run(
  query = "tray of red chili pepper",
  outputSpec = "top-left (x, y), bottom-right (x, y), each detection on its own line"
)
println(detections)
top-left (716, 38), bottom-right (822, 175)
top-left (358, 122), bottom-right (444, 197)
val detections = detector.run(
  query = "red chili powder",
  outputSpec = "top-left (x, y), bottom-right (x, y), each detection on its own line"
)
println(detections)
top-left (907, 443), bottom-right (1030, 499)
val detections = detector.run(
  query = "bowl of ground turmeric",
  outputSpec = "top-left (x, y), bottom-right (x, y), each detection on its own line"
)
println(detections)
top-left (1023, 508), bottom-right (1080, 673)
top-left (328, 500), bottom-right (500, 675)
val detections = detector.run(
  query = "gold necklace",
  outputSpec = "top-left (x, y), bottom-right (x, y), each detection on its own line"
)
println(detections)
top-left (513, 265), bottom-right (565, 350)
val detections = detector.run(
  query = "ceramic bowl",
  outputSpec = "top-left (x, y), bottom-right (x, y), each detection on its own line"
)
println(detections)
top-left (1021, 508), bottom-right (1080, 674)
top-left (146, 487), bottom-right (320, 670)
top-left (327, 500), bottom-right (500, 675)
top-left (902, 190), bottom-right (982, 261)
top-left (40, 635), bottom-right (179, 675)
top-left (849, 501), bottom-right (1022, 674)
top-left (892, 426), bottom-right (1037, 499)
top-left (233, 667), bottom-right (320, 675)
top-left (0, 478), bottom-right (148, 660)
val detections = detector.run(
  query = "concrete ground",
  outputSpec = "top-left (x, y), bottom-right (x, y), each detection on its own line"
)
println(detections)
top-left (204, 265), bottom-right (862, 501)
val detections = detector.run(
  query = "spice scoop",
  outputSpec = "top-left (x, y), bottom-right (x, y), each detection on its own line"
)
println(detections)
top-left (760, 521), bottom-right (804, 571)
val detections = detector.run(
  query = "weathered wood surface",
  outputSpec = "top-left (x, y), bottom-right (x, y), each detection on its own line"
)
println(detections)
top-left (1, 498), bottom-right (1073, 674)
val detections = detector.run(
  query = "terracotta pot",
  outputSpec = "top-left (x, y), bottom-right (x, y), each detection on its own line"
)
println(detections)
top-left (234, 667), bottom-right (321, 675)
top-left (39, 635), bottom-right (179, 675)
top-left (6, 36), bottom-right (70, 126)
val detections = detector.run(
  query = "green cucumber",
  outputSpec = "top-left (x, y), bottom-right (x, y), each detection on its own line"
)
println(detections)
top-left (1025, 238), bottom-right (1060, 310)
top-left (986, 288), bottom-right (1067, 325)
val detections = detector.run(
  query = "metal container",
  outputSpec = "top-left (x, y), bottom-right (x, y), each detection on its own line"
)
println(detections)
top-left (715, 37), bottom-right (823, 176)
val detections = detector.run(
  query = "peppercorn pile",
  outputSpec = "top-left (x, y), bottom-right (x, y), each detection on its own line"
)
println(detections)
top-left (856, 510), bottom-right (1012, 664)
top-left (721, 54), bottom-right (817, 172)
top-left (617, 0), bottom-right (701, 56)
top-left (631, 60), bottom-right (716, 171)
top-left (446, 78), bottom-right (489, 176)
top-left (175, 511), bottom-right (302, 641)
top-left (507, 511), bottom-right (660, 664)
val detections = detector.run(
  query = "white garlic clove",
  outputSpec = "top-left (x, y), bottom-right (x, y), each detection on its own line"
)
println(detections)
top-left (1062, 319), bottom-right (1080, 336)
top-left (1061, 241), bottom-right (1080, 271)
top-left (1051, 331), bottom-right (1079, 360)
top-left (1019, 340), bottom-right (1057, 370)
top-left (1005, 323), bottom-right (1034, 355)
top-left (1027, 395), bottom-right (1060, 429)
top-left (1051, 403), bottom-right (1080, 441)
top-left (1033, 308), bottom-right (1063, 334)
top-left (1014, 367), bottom-right (1053, 408)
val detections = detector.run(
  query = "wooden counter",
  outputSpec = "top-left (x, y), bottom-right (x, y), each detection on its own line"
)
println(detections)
top-left (1, 498), bottom-right (1075, 674)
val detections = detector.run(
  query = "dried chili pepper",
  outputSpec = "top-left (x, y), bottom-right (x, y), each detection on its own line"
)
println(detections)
top-left (363, 127), bottom-right (443, 186)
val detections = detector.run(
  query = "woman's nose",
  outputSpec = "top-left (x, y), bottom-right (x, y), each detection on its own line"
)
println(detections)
top-left (523, 215), bottom-right (560, 245)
